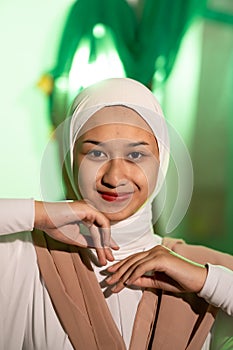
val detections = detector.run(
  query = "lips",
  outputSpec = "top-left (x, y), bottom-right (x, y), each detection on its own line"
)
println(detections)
top-left (98, 191), bottom-right (133, 202)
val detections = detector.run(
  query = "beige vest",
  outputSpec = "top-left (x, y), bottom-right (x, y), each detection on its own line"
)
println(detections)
top-left (32, 230), bottom-right (233, 350)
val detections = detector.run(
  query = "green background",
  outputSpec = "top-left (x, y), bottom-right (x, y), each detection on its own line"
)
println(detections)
top-left (0, 0), bottom-right (232, 252)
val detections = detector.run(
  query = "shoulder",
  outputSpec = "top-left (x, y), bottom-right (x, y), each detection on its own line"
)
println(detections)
top-left (169, 239), bottom-right (233, 269)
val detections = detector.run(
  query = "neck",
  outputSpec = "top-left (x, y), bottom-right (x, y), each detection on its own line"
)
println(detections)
top-left (110, 202), bottom-right (161, 259)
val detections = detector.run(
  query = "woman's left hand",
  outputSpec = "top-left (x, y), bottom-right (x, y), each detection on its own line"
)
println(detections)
top-left (106, 245), bottom-right (207, 293)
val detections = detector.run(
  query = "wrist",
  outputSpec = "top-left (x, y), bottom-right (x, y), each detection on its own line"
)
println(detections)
top-left (196, 265), bottom-right (208, 293)
top-left (34, 201), bottom-right (46, 229)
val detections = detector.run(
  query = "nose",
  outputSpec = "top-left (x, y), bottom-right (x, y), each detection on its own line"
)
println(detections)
top-left (101, 158), bottom-right (128, 188)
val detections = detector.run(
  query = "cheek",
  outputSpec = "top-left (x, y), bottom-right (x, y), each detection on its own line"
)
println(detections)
top-left (136, 158), bottom-right (160, 196)
top-left (74, 158), bottom-right (102, 197)
top-left (150, 162), bottom-right (159, 189)
top-left (74, 158), bottom-right (89, 196)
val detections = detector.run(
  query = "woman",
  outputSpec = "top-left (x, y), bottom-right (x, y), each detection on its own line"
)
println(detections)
top-left (41, 77), bottom-right (233, 349)
top-left (1, 78), bottom-right (233, 349)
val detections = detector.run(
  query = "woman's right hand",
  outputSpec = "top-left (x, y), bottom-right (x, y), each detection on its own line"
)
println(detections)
top-left (34, 200), bottom-right (119, 265)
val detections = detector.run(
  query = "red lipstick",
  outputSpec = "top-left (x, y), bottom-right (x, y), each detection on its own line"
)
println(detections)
top-left (100, 192), bottom-right (118, 202)
top-left (99, 191), bottom-right (132, 202)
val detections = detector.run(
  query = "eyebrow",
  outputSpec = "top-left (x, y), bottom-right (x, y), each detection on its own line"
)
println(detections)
top-left (82, 140), bottom-right (150, 147)
top-left (127, 141), bottom-right (150, 147)
top-left (82, 140), bottom-right (102, 145)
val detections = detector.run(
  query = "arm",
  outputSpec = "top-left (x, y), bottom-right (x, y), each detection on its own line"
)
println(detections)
top-left (0, 198), bottom-right (34, 234)
top-left (106, 245), bottom-right (208, 293)
top-left (198, 264), bottom-right (233, 316)
top-left (0, 199), bottom-right (118, 265)
top-left (172, 241), bottom-right (233, 271)
top-left (106, 244), bottom-right (233, 316)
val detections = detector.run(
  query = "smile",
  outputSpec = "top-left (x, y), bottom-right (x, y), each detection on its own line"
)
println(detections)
top-left (98, 191), bottom-right (133, 202)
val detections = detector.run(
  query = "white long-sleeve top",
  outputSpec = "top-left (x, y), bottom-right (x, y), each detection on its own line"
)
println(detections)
top-left (0, 235), bottom-right (74, 349)
top-left (0, 198), bottom-right (233, 349)
top-left (0, 198), bottom-right (35, 234)
top-left (199, 263), bottom-right (233, 316)
top-left (1, 198), bottom-right (233, 316)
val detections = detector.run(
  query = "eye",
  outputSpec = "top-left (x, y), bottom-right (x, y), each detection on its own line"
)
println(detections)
top-left (127, 151), bottom-right (143, 161)
top-left (87, 149), bottom-right (107, 159)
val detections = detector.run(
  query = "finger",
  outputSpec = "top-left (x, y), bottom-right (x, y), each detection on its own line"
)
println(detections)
top-left (95, 247), bottom-right (116, 265)
top-left (83, 201), bottom-right (111, 232)
top-left (95, 246), bottom-right (115, 264)
top-left (95, 248), bottom-right (107, 266)
top-left (82, 220), bottom-right (119, 251)
top-left (131, 274), bottom-right (183, 293)
top-left (107, 263), bottom-right (143, 294)
top-left (111, 260), bottom-right (162, 293)
top-left (99, 227), bottom-right (111, 248)
top-left (88, 225), bottom-right (108, 265)
top-left (107, 259), bottom-right (133, 277)
top-left (100, 227), bottom-right (119, 250)
top-left (104, 247), bottom-right (115, 262)
top-left (129, 276), bottom-right (156, 288)
top-left (107, 252), bottom-right (143, 273)
top-left (111, 273), bottom-right (158, 293)
top-left (88, 224), bottom-right (103, 249)
top-left (88, 225), bottom-right (117, 265)
top-left (107, 252), bottom-right (148, 284)
top-left (119, 253), bottom-right (191, 293)
top-left (107, 245), bottom-right (168, 279)
top-left (109, 237), bottom-right (119, 250)
top-left (110, 276), bottom-right (153, 293)
top-left (123, 259), bottom-right (157, 286)
top-left (83, 204), bottom-right (119, 250)
top-left (107, 260), bottom-right (126, 273)
top-left (122, 249), bottom-right (178, 286)
top-left (109, 251), bottom-right (167, 293)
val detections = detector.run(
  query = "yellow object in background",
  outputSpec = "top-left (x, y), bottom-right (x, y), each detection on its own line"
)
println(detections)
top-left (37, 74), bottom-right (54, 95)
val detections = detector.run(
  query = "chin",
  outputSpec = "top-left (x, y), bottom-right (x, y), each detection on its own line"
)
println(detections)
top-left (104, 213), bottom-right (129, 223)
top-left (102, 208), bottom-right (137, 224)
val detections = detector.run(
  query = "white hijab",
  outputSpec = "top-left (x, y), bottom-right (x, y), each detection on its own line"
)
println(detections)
top-left (63, 77), bottom-right (170, 254)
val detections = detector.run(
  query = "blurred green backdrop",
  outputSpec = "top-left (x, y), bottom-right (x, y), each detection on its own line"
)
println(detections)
top-left (0, 0), bottom-right (232, 252)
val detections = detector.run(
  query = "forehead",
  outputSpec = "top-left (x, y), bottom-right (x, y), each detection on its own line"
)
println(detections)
top-left (77, 105), bottom-right (154, 137)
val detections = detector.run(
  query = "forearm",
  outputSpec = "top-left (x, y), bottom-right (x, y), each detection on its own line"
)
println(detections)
top-left (198, 264), bottom-right (233, 316)
top-left (173, 243), bottom-right (233, 271)
top-left (34, 200), bottom-right (50, 230)
top-left (0, 198), bottom-right (34, 235)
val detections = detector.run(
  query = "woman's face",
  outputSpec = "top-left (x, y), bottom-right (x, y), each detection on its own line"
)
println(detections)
top-left (73, 106), bottom-right (159, 223)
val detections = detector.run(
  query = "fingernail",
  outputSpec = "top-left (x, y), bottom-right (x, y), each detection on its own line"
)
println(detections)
top-left (107, 265), bottom-right (114, 271)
